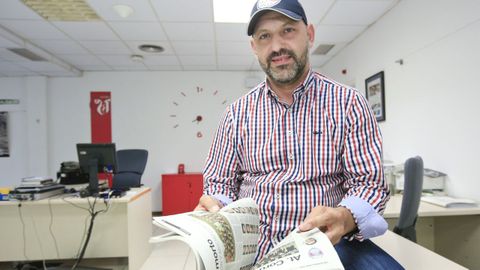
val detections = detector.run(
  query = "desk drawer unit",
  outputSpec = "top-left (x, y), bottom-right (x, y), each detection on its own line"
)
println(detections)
top-left (161, 173), bottom-right (203, 215)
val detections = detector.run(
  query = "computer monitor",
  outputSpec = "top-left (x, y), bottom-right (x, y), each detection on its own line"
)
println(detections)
top-left (76, 143), bottom-right (117, 195)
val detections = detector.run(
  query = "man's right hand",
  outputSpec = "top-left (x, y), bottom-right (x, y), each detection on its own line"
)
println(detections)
top-left (194, 195), bottom-right (223, 212)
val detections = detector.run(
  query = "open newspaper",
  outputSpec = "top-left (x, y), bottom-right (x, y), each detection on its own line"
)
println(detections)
top-left (151, 198), bottom-right (344, 270)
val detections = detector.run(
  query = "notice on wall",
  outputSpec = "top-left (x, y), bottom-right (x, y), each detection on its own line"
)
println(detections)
top-left (0, 112), bottom-right (9, 157)
top-left (90, 92), bottom-right (112, 143)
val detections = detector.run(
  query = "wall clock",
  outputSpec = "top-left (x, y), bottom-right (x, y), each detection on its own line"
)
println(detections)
top-left (170, 86), bottom-right (227, 139)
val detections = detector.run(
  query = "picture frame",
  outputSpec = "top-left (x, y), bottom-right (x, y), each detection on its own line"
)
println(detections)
top-left (0, 112), bottom-right (9, 157)
top-left (365, 71), bottom-right (386, 122)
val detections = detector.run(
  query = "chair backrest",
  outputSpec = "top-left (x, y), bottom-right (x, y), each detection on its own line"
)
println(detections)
top-left (113, 149), bottom-right (148, 189)
top-left (393, 156), bottom-right (424, 242)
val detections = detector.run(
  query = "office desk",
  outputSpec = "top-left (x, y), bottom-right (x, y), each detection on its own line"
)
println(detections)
top-left (384, 194), bottom-right (480, 269)
top-left (139, 229), bottom-right (466, 270)
top-left (0, 187), bottom-right (152, 270)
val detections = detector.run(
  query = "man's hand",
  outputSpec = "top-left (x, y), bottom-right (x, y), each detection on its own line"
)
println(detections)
top-left (194, 195), bottom-right (223, 212)
top-left (298, 206), bottom-right (357, 245)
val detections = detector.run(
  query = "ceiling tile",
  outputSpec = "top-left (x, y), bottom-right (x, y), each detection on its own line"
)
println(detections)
top-left (113, 65), bottom-right (148, 71)
top-left (217, 41), bottom-right (252, 55)
top-left (171, 41), bottom-right (214, 55)
top-left (77, 65), bottom-right (112, 71)
top-left (163, 22), bottom-right (214, 41)
top-left (109, 22), bottom-right (167, 41)
top-left (86, 0), bottom-right (157, 22)
top-left (0, 34), bottom-right (20, 48)
top-left (217, 55), bottom-right (254, 66)
top-left (301, 0), bottom-right (336, 26)
top-left (0, 20), bottom-right (68, 40)
top-left (151, 0), bottom-right (213, 22)
top-left (322, 0), bottom-right (396, 26)
top-left (315, 25), bottom-right (366, 43)
top-left (183, 65), bottom-right (217, 71)
top-left (126, 41), bottom-right (174, 55)
top-left (143, 55), bottom-right (180, 66)
top-left (58, 54), bottom-right (106, 66)
top-left (218, 65), bottom-right (252, 71)
top-left (148, 65), bottom-right (182, 71)
top-left (178, 55), bottom-right (216, 66)
top-left (215, 23), bottom-right (250, 41)
top-left (97, 54), bottom-right (145, 66)
top-left (31, 39), bottom-right (89, 54)
top-left (52, 21), bottom-right (119, 41)
top-left (0, 0), bottom-right (43, 20)
top-left (80, 40), bottom-right (132, 54)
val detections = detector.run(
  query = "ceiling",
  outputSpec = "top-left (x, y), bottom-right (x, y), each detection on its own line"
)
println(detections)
top-left (0, 0), bottom-right (399, 77)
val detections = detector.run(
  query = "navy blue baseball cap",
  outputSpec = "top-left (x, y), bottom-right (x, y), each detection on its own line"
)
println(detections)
top-left (247, 0), bottom-right (308, 36)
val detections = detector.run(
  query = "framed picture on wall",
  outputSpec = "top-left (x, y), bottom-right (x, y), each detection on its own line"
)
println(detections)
top-left (0, 112), bottom-right (9, 157)
top-left (365, 71), bottom-right (386, 122)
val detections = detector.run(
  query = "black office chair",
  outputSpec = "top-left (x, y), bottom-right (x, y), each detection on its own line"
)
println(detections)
top-left (393, 156), bottom-right (424, 242)
top-left (112, 149), bottom-right (148, 189)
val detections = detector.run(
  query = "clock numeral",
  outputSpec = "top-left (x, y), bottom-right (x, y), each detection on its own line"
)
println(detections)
top-left (181, 92), bottom-right (187, 97)
top-left (213, 90), bottom-right (218, 96)
top-left (173, 101), bottom-right (179, 106)
top-left (197, 86), bottom-right (203, 93)
top-left (173, 124), bottom-right (179, 128)
top-left (170, 115), bottom-right (177, 117)
top-left (222, 99), bottom-right (227, 105)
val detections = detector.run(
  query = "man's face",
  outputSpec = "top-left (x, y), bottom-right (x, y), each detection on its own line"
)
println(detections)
top-left (250, 11), bottom-right (314, 85)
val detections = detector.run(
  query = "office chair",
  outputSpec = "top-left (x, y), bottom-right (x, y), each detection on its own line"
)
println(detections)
top-left (393, 156), bottom-right (424, 242)
top-left (112, 149), bottom-right (148, 189)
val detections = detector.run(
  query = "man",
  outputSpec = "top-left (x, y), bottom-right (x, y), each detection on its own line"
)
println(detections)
top-left (196, 0), bottom-right (402, 268)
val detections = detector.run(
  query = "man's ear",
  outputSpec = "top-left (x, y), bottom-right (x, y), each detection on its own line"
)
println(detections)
top-left (307, 24), bottom-right (315, 48)
top-left (250, 38), bottom-right (258, 56)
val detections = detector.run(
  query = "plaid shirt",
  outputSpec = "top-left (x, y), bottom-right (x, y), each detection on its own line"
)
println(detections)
top-left (203, 70), bottom-right (389, 261)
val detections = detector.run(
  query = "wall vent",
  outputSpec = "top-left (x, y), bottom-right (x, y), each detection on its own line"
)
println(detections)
top-left (313, 44), bottom-right (335, 55)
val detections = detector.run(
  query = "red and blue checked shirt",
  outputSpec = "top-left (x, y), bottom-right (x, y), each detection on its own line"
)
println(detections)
top-left (203, 69), bottom-right (389, 261)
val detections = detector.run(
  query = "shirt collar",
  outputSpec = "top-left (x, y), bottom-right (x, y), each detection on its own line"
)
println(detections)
top-left (264, 68), bottom-right (314, 100)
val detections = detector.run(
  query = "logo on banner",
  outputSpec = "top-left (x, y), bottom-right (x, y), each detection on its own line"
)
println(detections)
top-left (94, 98), bottom-right (111, 116)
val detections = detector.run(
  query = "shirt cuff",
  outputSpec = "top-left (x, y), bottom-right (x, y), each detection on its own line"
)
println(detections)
top-left (338, 196), bottom-right (388, 239)
top-left (211, 194), bottom-right (233, 207)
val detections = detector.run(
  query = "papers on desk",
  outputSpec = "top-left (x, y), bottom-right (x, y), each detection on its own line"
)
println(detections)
top-left (421, 195), bottom-right (478, 208)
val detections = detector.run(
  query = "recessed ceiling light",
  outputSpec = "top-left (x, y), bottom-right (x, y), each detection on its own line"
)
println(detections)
top-left (138, 44), bottom-right (164, 53)
top-left (113, 4), bottom-right (134, 18)
top-left (213, 0), bottom-right (256, 23)
top-left (130, 54), bottom-right (144, 62)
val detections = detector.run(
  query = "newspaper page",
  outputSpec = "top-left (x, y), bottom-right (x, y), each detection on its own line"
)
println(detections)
top-left (252, 227), bottom-right (344, 270)
top-left (151, 198), bottom-right (260, 270)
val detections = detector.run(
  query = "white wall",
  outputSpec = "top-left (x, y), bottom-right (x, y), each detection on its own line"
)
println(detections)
top-left (48, 71), bottom-right (260, 211)
top-left (321, 0), bottom-right (480, 199)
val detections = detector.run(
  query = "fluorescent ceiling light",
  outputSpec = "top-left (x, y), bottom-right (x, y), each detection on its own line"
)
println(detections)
top-left (213, 0), bottom-right (257, 23)
top-left (113, 4), bottom-right (134, 18)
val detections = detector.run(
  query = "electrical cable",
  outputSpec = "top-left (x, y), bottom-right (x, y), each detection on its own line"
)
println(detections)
top-left (30, 216), bottom-right (47, 270)
top-left (48, 197), bottom-right (61, 259)
top-left (17, 202), bottom-right (30, 261)
top-left (70, 196), bottom-right (111, 270)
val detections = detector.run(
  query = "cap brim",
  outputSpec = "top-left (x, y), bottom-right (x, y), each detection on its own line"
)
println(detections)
top-left (247, 8), bottom-right (303, 36)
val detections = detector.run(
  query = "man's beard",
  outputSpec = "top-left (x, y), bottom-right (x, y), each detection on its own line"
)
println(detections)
top-left (259, 45), bottom-right (309, 85)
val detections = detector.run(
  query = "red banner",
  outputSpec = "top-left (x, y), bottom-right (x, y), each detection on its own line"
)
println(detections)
top-left (90, 92), bottom-right (112, 143)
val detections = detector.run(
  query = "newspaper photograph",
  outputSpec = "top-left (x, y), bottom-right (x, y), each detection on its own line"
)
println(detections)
top-left (150, 198), bottom-right (344, 270)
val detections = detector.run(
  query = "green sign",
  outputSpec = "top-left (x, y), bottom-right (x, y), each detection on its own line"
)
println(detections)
top-left (0, 99), bottom-right (20, 105)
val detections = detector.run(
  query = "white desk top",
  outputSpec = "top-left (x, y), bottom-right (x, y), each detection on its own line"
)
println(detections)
top-left (141, 229), bottom-right (466, 270)
top-left (371, 231), bottom-right (467, 270)
top-left (383, 194), bottom-right (480, 218)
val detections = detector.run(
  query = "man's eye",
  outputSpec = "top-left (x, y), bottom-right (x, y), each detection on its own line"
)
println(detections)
top-left (284, 27), bottom-right (295, 33)
top-left (258, 33), bottom-right (270, 40)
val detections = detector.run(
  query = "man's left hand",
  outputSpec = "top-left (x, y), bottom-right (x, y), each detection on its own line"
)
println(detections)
top-left (298, 206), bottom-right (357, 245)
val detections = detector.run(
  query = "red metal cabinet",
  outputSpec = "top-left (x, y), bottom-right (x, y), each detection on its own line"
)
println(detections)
top-left (161, 173), bottom-right (204, 215)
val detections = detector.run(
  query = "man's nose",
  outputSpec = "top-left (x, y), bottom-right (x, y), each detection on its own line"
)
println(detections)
top-left (270, 34), bottom-right (286, 53)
